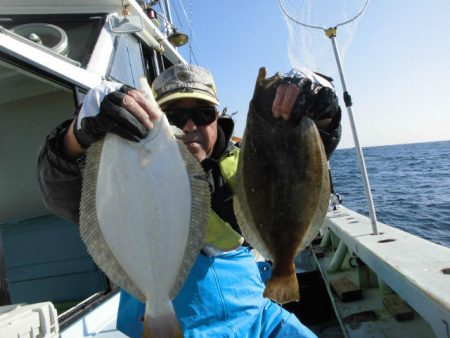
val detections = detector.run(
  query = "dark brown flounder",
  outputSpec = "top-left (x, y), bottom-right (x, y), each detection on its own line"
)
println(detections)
top-left (234, 68), bottom-right (330, 304)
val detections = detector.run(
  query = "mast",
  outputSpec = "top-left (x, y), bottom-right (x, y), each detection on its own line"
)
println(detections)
top-left (161, 0), bottom-right (174, 36)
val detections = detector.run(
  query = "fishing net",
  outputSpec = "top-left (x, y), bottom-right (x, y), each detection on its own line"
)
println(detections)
top-left (279, 0), bottom-right (368, 78)
top-left (279, 0), bottom-right (381, 234)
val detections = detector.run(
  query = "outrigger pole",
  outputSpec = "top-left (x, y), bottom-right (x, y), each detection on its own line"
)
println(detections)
top-left (325, 27), bottom-right (379, 235)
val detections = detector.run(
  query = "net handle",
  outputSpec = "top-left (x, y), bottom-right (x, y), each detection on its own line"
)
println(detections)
top-left (278, 0), bottom-right (369, 31)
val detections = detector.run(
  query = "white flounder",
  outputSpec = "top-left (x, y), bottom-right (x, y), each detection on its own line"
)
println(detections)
top-left (80, 113), bottom-right (209, 337)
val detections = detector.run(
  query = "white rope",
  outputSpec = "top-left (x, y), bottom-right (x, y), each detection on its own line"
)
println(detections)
top-left (176, 0), bottom-right (202, 65)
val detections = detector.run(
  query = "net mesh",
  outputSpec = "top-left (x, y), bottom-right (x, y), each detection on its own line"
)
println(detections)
top-left (279, 0), bottom-right (368, 79)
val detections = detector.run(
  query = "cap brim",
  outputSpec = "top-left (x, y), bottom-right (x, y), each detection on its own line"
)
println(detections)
top-left (157, 91), bottom-right (220, 107)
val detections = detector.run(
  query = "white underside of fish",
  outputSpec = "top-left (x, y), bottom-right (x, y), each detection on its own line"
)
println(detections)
top-left (80, 114), bottom-right (209, 319)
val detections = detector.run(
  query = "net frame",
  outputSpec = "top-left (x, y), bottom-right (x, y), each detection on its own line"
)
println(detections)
top-left (278, 0), bottom-right (369, 31)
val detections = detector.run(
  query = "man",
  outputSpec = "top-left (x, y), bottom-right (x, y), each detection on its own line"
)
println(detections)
top-left (37, 64), bottom-right (341, 337)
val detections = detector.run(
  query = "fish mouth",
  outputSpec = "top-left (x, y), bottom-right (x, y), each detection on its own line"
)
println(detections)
top-left (185, 140), bottom-right (202, 145)
top-left (182, 133), bottom-right (204, 146)
top-left (184, 140), bottom-right (205, 150)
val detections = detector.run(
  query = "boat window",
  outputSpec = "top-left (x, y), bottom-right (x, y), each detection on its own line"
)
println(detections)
top-left (140, 41), bottom-right (176, 85)
top-left (0, 59), bottom-right (107, 310)
top-left (0, 14), bottom-right (106, 67)
top-left (108, 34), bottom-right (146, 87)
top-left (108, 33), bottom-right (177, 89)
top-left (142, 43), bottom-right (161, 84)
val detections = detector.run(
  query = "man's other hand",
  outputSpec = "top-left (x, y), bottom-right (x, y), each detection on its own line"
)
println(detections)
top-left (271, 68), bottom-right (340, 129)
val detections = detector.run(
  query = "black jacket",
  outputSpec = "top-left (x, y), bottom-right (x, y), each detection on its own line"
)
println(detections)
top-left (37, 116), bottom-right (341, 228)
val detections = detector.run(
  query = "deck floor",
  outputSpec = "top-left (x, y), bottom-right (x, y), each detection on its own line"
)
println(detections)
top-left (310, 211), bottom-right (437, 338)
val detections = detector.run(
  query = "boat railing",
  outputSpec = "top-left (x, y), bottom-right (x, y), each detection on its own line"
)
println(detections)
top-left (313, 206), bottom-right (450, 337)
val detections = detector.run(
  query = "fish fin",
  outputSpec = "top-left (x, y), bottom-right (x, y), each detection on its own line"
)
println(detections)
top-left (143, 314), bottom-right (183, 338)
top-left (80, 138), bottom-right (146, 302)
top-left (233, 194), bottom-right (271, 259)
top-left (298, 120), bottom-right (331, 252)
top-left (252, 67), bottom-right (285, 100)
top-left (263, 270), bottom-right (300, 305)
top-left (169, 140), bottom-right (210, 299)
top-left (143, 302), bottom-right (183, 338)
top-left (170, 125), bottom-right (185, 139)
top-left (256, 67), bottom-right (267, 84)
top-left (233, 130), bottom-right (272, 259)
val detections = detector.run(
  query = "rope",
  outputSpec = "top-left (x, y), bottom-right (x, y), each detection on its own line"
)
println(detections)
top-left (174, 0), bottom-right (198, 65)
top-left (188, 0), bottom-right (194, 64)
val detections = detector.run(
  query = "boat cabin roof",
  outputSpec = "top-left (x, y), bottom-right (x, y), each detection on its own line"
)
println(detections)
top-left (0, 0), bottom-right (127, 15)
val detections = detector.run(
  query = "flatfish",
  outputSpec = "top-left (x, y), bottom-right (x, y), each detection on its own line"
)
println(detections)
top-left (234, 68), bottom-right (330, 304)
top-left (80, 84), bottom-right (210, 337)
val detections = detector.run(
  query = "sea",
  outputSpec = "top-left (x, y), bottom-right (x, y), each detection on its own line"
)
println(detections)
top-left (329, 140), bottom-right (450, 248)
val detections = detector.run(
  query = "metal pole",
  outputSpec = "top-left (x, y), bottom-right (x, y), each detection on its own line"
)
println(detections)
top-left (325, 28), bottom-right (379, 235)
top-left (151, 48), bottom-right (160, 77)
top-left (327, 240), bottom-right (348, 273)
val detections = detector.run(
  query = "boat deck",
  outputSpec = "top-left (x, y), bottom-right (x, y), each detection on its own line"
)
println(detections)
top-left (312, 245), bottom-right (435, 337)
top-left (309, 206), bottom-right (450, 337)
top-left (60, 290), bottom-right (126, 337)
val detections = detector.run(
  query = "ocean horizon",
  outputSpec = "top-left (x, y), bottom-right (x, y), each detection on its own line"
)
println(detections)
top-left (330, 140), bottom-right (450, 248)
top-left (337, 138), bottom-right (450, 150)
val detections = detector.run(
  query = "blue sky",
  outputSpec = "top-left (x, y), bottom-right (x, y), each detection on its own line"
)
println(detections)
top-left (166, 0), bottom-right (450, 148)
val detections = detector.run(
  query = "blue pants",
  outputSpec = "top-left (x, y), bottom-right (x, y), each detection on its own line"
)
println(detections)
top-left (117, 246), bottom-right (316, 337)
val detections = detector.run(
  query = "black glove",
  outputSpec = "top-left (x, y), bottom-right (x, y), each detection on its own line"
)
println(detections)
top-left (307, 86), bottom-right (341, 129)
top-left (281, 70), bottom-right (341, 127)
top-left (73, 82), bottom-right (148, 148)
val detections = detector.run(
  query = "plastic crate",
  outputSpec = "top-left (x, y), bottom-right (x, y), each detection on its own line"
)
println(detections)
top-left (0, 302), bottom-right (58, 337)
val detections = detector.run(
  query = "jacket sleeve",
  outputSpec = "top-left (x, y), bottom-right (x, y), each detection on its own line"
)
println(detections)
top-left (36, 119), bottom-right (83, 224)
top-left (319, 106), bottom-right (342, 159)
top-left (289, 69), bottom-right (342, 159)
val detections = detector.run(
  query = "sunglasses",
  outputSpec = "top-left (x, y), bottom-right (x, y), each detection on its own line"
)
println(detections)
top-left (164, 106), bottom-right (217, 128)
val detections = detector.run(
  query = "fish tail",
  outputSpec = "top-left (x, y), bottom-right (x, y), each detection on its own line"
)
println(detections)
top-left (143, 301), bottom-right (183, 338)
top-left (263, 268), bottom-right (299, 304)
top-left (143, 312), bottom-right (183, 338)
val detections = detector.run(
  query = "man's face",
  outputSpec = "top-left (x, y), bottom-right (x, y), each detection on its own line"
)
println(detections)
top-left (163, 98), bottom-right (219, 162)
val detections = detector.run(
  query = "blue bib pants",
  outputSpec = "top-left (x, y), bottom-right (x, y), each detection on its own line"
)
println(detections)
top-left (117, 246), bottom-right (316, 337)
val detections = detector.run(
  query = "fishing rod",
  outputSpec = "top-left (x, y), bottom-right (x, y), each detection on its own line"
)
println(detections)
top-left (279, 0), bottom-right (379, 235)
